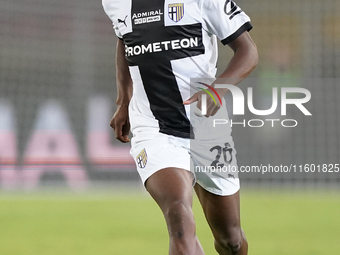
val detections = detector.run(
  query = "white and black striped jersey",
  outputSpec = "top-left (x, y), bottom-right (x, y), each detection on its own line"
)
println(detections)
top-left (103, 0), bottom-right (252, 139)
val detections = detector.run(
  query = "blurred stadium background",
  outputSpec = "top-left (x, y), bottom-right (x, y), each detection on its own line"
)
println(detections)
top-left (0, 0), bottom-right (339, 254)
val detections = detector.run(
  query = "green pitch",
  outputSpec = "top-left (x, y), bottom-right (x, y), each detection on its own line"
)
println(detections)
top-left (0, 189), bottom-right (339, 255)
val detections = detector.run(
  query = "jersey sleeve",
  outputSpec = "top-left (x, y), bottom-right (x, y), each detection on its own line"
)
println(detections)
top-left (201, 0), bottom-right (252, 45)
top-left (102, 0), bottom-right (123, 39)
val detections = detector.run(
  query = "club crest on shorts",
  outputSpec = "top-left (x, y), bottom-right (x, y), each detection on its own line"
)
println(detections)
top-left (136, 149), bottom-right (148, 168)
top-left (168, 3), bottom-right (184, 22)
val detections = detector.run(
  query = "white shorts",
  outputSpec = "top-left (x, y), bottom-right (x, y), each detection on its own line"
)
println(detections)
top-left (130, 129), bottom-right (240, 196)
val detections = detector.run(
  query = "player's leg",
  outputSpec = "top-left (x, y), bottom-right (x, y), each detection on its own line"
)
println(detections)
top-left (146, 167), bottom-right (204, 255)
top-left (194, 185), bottom-right (247, 255)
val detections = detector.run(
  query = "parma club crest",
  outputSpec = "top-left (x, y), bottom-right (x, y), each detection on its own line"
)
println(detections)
top-left (168, 3), bottom-right (184, 22)
top-left (136, 149), bottom-right (148, 168)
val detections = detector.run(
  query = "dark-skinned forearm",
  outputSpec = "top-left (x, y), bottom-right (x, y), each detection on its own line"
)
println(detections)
top-left (116, 39), bottom-right (133, 106)
top-left (215, 32), bottom-right (258, 94)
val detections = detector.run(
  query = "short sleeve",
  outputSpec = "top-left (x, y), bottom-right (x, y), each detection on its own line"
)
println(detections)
top-left (201, 0), bottom-right (252, 45)
top-left (113, 24), bottom-right (123, 39)
top-left (102, 0), bottom-right (123, 39)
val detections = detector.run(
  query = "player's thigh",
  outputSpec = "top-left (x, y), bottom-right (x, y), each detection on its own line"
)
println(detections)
top-left (191, 133), bottom-right (240, 196)
top-left (130, 130), bottom-right (192, 187)
top-left (146, 167), bottom-right (194, 212)
top-left (194, 184), bottom-right (241, 239)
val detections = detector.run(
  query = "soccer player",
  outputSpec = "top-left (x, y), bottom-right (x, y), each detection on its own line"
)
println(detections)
top-left (103, 0), bottom-right (258, 254)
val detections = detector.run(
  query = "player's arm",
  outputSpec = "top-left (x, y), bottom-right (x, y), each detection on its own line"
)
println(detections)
top-left (218, 31), bottom-right (258, 87)
top-left (110, 39), bottom-right (133, 143)
top-left (184, 31), bottom-right (258, 116)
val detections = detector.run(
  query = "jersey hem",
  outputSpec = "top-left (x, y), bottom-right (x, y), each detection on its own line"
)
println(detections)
top-left (160, 128), bottom-right (194, 139)
top-left (221, 22), bottom-right (253, 45)
top-left (196, 180), bottom-right (240, 196)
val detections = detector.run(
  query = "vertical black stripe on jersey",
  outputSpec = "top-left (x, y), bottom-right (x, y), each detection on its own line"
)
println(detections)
top-left (123, 0), bottom-right (205, 138)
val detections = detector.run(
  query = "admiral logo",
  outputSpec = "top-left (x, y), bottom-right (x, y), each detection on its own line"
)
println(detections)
top-left (132, 9), bottom-right (163, 25)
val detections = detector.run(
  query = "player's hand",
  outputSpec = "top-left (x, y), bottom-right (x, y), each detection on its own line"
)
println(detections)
top-left (110, 104), bottom-right (130, 143)
top-left (183, 89), bottom-right (223, 117)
